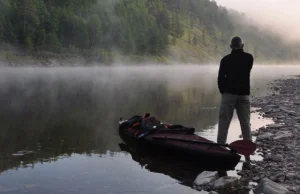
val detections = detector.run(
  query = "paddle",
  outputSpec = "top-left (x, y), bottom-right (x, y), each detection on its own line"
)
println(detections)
top-left (152, 136), bottom-right (257, 156)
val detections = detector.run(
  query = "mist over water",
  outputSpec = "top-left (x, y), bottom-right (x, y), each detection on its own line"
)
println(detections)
top-left (0, 65), bottom-right (299, 153)
top-left (0, 65), bottom-right (300, 194)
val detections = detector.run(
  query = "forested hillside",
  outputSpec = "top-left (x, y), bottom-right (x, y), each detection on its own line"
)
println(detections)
top-left (0, 0), bottom-right (299, 64)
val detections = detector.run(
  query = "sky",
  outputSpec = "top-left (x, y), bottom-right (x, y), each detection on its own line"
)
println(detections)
top-left (215, 0), bottom-right (300, 43)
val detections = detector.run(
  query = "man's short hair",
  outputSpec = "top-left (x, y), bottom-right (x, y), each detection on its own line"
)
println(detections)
top-left (231, 37), bottom-right (243, 49)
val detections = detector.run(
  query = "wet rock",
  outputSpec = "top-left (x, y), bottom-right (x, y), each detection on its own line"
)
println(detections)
top-left (209, 191), bottom-right (219, 194)
top-left (265, 154), bottom-right (283, 162)
top-left (294, 124), bottom-right (300, 130)
top-left (280, 108), bottom-right (297, 116)
top-left (252, 176), bottom-right (260, 182)
top-left (251, 130), bottom-right (259, 136)
top-left (270, 172), bottom-right (285, 183)
top-left (264, 153), bottom-right (272, 160)
top-left (273, 131), bottom-right (293, 140)
top-left (268, 124), bottom-right (284, 129)
top-left (237, 171), bottom-right (245, 176)
top-left (198, 191), bottom-right (209, 194)
top-left (194, 171), bottom-right (218, 189)
top-left (273, 155), bottom-right (284, 162)
top-left (248, 182), bottom-right (258, 190)
top-left (286, 173), bottom-right (298, 181)
top-left (249, 181), bottom-right (258, 187)
top-left (287, 186), bottom-right (300, 192)
top-left (213, 176), bottom-right (238, 189)
top-left (277, 116), bottom-right (286, 119)
top-left (257, 132), bottom-right (274, 141)
top-left (295, 180), bottom-right (300, 185)
top-left (254, 178), bottom-right (290, 194)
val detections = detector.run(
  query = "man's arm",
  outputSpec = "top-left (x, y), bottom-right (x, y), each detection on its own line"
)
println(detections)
top-left (249, 55), bottom-right (254, 70)
top-left (218, 58), bottom-right (226, 94)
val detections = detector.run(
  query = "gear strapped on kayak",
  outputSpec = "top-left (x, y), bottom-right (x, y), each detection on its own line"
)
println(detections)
top-left (119, 113), bottom-right (195, 139)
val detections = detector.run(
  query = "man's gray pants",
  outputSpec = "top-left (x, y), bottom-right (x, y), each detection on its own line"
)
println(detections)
top-left (217, 93), bottom-right (252, 144)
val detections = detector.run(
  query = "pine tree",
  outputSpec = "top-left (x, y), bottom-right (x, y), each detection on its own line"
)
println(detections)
top-left (87, 15), bottom-right (102, 49)
top-left (21, 0), bottom-right (39, 45)
top-left (193, 36), bottom-right (197, 46)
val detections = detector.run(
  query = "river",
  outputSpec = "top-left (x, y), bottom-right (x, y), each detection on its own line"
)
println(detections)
top-left (0, 65), bottom-right (299, 194)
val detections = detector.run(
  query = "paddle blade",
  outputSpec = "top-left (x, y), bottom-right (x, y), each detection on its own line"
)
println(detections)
top-left (229, 140), bottom-right (257, 156)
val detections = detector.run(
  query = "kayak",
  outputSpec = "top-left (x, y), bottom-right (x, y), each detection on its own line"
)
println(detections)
top-left (119, 114), bottom-right (241, 170)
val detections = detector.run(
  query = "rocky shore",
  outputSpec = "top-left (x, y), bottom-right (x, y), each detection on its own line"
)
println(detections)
top-left (239, 76), bottom-right (300, 193)
top-left (194, 76), bottom-right (300, 194)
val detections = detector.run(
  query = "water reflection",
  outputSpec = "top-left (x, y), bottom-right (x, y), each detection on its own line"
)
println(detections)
top-left (119, 142), bottom-right (203, 187)
top-left (118, 136), bottom-right (232, 189)
top-left (0, 66), bottom-right (299, 194)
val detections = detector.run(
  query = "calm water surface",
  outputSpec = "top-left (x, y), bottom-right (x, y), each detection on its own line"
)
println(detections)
top-left (0, 65), bottom-right (299, 194)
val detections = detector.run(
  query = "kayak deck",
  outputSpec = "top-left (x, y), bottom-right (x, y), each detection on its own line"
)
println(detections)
top-left (144, 133), bottom-right (241, 170)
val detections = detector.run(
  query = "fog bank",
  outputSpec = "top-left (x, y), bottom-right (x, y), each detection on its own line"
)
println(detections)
top-left (216, 0), bottom-right (300, 43)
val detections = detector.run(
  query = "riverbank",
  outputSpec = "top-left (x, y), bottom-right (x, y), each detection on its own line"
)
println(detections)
top-left (0, 49), bottom-right (172, 66)
top-left (1, 47), bottom-right (298, 67)
top-left (239, 76), bottom-right (300, 193)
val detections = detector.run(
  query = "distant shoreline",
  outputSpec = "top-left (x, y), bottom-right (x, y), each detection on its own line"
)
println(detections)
top-left (0, 50), bottom-right (299, 67)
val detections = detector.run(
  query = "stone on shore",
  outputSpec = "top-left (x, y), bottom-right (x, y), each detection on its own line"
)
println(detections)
top-left (273, 131), bottom-right (293, 140)
top-left (256, 132), bottom-right (274, 141)
top-left (271, 154), bottom-right (284, 162)
top-left (267, 124), bottom-right (284, 129)
top-left (269, 172), bottom-right (285, 183)
top-left (264, 154), bottom-right (284, 162)
top-left (213, 177), bottom-right (238, 189)
top-left (254, 178), bottom-right (290, 194)
top-left (286, 172), bottom-right (298, 181)
top-left (194, 171), bottom-right (218, 189)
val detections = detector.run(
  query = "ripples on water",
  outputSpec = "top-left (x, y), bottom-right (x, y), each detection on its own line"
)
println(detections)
top-left (0, 65), bottom-right (299, 194)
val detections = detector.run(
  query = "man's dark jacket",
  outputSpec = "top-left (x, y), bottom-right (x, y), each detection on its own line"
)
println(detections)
top-left (218, 49), bottom-right (254, 95)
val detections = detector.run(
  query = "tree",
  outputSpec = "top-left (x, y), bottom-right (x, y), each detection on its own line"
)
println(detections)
top-left (25, 36), bottom-right (33, 50)
top-left (0, 0), bottom-right (298, 63)
top-left (46, 33), bottom-right (60, 51)
top-left (87, 14), bottom-right (102, 48)
top-left (193, 36), bottom-right (198, 46)
top-left (19, 0), bottom-right (40, 45)
top-left (0, 18), bottom-right (3, 43)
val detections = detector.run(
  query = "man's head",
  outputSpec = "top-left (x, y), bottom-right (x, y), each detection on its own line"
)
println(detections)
top-left (230, 36), bottom-right (244, 50)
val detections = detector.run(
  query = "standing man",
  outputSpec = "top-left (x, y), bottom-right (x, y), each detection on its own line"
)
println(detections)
top-left (217, 37), bottom-right (254, 147)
